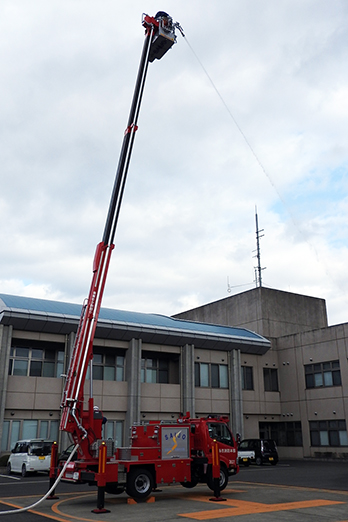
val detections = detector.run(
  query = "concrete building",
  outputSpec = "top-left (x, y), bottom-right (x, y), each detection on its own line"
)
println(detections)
top-left (0, 293), bottom-right (269, 454)
top-left (174, 286), bottom-right (348, 460)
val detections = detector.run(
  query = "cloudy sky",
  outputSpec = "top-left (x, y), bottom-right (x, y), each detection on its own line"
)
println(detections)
top-left (1, 1), bottom-right (348, 326)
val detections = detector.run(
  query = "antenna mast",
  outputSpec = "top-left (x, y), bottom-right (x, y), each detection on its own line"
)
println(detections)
top-left (254, 207), bottom-right (266, 287)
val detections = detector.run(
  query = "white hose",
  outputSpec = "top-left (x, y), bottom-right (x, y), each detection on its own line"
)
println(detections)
top-left (0, 444), bottom-right (80, 515)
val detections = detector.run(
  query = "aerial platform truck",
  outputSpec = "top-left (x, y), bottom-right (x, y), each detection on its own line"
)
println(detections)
top-left (52, 13), bottom-right (239, 502)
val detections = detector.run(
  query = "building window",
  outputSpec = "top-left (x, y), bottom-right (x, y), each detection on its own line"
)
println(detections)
top-left (263, 368), bottom-right (279, 392)
top-left (105, 420), bottom-right (124, 447)
top-left (9, 347), bottom-right (64, 378)
top-left (141, 357), bottom-right (168, 383)
top-left (1, 419), bottom-right (59, 452)
top-left (89, 351), bottom-right (125, 381)
top-left (241, 366), bottom-right (254, 390)
top-left (310, 420), bottom-right (348, 447)
top-left (259, 421), bottom-right (303, 447)
top-left (305, 360), bottom-right (341, 389)
top-left (195, 362), bottom-right (228, 388)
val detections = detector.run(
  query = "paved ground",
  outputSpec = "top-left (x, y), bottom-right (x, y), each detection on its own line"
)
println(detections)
top-left (0, 461), bottom-right (347, 521)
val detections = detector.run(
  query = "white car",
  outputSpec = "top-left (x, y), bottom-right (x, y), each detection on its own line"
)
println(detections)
top-left (7, 439), bottom-right (52, 476)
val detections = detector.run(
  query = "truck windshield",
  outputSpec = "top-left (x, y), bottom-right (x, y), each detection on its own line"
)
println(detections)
top-left (208, 422), bottom-right (234, 446)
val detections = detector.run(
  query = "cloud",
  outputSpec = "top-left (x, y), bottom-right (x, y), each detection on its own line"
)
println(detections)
top-left (1, 0), bottom-right (348, 327)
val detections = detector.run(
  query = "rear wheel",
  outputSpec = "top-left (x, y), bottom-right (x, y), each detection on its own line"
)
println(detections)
top-left (6, 463), bottom-right (11, 475)
top-left (126, 468), bottom-right (154, 500)
top-left (21, 464), bottom-right (27, 477)
top-left (255, 457), bottom-right (262, 466)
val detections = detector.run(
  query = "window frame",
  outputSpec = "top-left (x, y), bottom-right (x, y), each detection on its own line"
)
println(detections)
top-left (263, 367), bottom-right (279, 392)
top-left (241, 366), bottom-right (254, 390)
top-left (309, 419), bottom-right (348, 447)
top-left (194, 362), bottom-right (229, 389)
top-left (305, 360), bottom-right (341, 389)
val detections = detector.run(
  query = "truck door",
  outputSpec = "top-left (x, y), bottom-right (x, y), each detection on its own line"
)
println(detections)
top-left (206, 422), bottom-right (237, 489)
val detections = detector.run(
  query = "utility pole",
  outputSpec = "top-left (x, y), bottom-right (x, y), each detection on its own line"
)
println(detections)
top-left (254, 207), bottom-right (266, 287)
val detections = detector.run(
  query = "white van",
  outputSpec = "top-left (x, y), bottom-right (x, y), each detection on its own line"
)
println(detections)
top-left (7, 439), bottom-right (53, 476)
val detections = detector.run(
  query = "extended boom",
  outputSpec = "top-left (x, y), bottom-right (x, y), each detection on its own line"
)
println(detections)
top-left (59, 12), bottom-right (181, 459)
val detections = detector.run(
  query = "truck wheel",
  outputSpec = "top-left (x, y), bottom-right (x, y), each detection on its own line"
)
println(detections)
top-left (207, 465), bottom-right (229, 492)
top-left (181, 479), bottom-right (199, 489)
top-left (21, 464), bottom-right (27, 477)
top-left (255, 457), bottom-right (262, 466)
top-left (126, 468), bottom-right (154, 500)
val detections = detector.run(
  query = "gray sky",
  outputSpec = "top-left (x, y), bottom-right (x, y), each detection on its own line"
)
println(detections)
top-left (1, 1), bottom-right (348, 326)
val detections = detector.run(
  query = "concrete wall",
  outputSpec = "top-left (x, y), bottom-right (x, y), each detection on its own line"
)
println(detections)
top-left (174, 287), bottom-right (328, 339)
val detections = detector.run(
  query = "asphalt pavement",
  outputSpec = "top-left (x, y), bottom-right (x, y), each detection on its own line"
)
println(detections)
top-left (0, 460), bottom-right (347, 522)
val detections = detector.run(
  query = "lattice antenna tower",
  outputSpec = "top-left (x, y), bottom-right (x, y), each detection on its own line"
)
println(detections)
top-left (253, 207), bottom-right (266, 287)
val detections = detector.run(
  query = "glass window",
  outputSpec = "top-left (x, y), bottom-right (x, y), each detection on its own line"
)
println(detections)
top-left (93, 366), bottom-right (103, 380)
top-left (242, 366), bottom-right (254, 390)
top-left (50, 421), bottom-right (59, 441)
top-left (32, 349), bottom-right (43, 359)
top-left (211, 364), bottom-right (219, 388)
top-left (10, 421), bottom-right (20, 450)
top-left (22, 420), bottom-right (38, 439)
top-left (319, 431), bottom-right (329, 445)
top-left (30, 361), bottom-right (42, 377)
top-left (200, 363), bottom-right (209, 387)
top-left (16, 348), bottom-right (29, 358)
top-left (105, 421), bottom-right (123, 447)
top-left (40, 421), bottom-right (49, 439)
top-left (13, 360), bottom-right (28, 376)
top-left (195, 362), bottom-right (228, 388)
top-left (9, 345), bottom-right (66, 379)
top-left (263, 368), bottom-right (279, 391)
top-left (219, 365), bottom-right (228, 388)
top-left (305, 360), bottom-right (341, 389)
top-left (43, 362), bottom-right (55, 377)
top-left (310, 420), bottom-right (348, 447)
top-left (259, 421), bottom-right (303, 447)
top-left (94, 354), bottom-right (103, 364)
top-left (141, 355), bottom-right (169, 384)
top-left (104, 366), bottom-right (115, 381)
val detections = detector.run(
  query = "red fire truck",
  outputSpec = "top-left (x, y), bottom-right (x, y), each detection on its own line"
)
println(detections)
top-left (52, 12), bottom-right (239, 502)
top-left (59, 413), bottom-right (239, 499)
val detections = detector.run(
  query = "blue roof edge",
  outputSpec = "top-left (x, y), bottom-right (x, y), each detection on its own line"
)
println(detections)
top-left (0, 293), bottom-right (270, 347)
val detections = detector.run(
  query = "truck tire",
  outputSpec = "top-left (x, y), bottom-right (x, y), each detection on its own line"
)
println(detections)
top-left (21, 464), bottom-right (27, 477)
top-left (207, 465), bottom-right (228, 492)
top-left (126, 468), bottom-right (154, 500)
top-left (181, 479), bottom-right (199, 489)
top-left (255, 457), bottom-right (262, 466)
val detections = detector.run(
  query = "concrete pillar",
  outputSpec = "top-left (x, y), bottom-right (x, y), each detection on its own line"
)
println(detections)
top-left (0, 325), bottom-right (13, 450)
top-left (229, 349), bottom-right (244, 438)
top-left (180, 344), bottom-right (195, 418)
top-left (59, 332), bottom-right (76, 451)
top-left (125, 338), bottom-right (142, 438)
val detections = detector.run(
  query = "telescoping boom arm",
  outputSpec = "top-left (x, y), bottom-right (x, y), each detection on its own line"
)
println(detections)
top-left (60, 13), bottom-right (182, 458)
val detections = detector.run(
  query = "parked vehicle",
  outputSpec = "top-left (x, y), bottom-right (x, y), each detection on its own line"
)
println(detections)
top-left (58, 414), bottom-right (239, 499)
top-left (238, 439), bottom-right (278, 466)
top-left (7, 439), bottom-right (53, 476)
